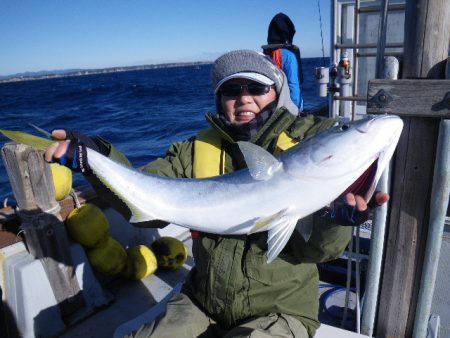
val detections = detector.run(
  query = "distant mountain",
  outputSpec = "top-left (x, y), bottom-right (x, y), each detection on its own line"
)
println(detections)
top-left (0, 69), bottom-right (84, 81)
top-left (0, 62), bottom-right (213, 83)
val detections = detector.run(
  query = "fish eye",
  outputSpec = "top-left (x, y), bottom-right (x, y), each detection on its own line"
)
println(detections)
top-left (340, 124), bottom-right (350, 131)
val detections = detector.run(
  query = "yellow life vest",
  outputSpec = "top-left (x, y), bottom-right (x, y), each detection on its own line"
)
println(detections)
top-left (193, 128), bottom-right (298, 178)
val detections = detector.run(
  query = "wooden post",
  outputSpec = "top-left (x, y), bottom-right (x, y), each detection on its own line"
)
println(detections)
top-left (373, 0), bottom-right (450, 336)
top-left (1, 143), bottom-right (84, 321)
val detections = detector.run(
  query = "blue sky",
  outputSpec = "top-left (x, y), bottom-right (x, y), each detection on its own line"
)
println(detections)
top-left (0, 1), bottom-right (331, 76)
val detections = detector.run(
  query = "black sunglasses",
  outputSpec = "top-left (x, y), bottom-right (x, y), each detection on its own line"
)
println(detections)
top-left (220, 83), bottom-right (272, 97)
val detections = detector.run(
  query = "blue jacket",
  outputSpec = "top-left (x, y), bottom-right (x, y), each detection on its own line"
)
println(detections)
top-left (280, 48), bottom-right (303, 110)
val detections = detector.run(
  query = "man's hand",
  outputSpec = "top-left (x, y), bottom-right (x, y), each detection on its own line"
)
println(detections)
top-left (44, 129), bottom-right (98, 175)
top-left (343, 191), bottom-right (390, 211)
top-left (320, 191), bottom-right (390, 226)
top-left (44, 130), bottom-right (69, 162)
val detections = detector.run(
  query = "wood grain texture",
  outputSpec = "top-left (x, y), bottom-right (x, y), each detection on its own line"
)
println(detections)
top-left (367, 79), bottom-right (450, 117)
top-left (375, 0), bottom-right (450, 336)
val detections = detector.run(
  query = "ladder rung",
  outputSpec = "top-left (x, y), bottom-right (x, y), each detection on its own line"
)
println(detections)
top-left (335, 43), bottom-right (403, 50)
top-left (357, 51), bottom-right (403, 58)
top-left (358, 4), bottom-right (405, 13)
top-left (334, 96), bottom-right (367, 102)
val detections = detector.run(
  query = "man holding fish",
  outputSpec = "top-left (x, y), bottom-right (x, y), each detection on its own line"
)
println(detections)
top-left (45, 50), bottom-right (393, 337)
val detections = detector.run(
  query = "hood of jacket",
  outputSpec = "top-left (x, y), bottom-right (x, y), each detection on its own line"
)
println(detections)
top-left (267, 13), bottom-right (296, 44)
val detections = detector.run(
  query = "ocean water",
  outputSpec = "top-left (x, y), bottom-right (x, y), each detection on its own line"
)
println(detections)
top-left (0, 57), bottom-right (328, 203)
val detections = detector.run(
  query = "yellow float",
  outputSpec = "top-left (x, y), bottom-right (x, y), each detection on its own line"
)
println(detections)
top-left (122, 245), bottom-right (158, 280)
top-left (151, 237), bottom-right (188, 270)
top-left (50, 163), bottom-right (72, 201)
top-left (65, 203), bottom-right (110, 248)
top-left (87, 236), bottom-right (127, 275)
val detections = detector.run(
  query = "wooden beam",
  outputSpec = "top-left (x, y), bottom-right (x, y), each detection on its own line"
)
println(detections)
top-left (367, 79), bottom-right (450, 117)
top-left (376, 0), bottom-right (450, 337)
top-left (1, 143), bottom-right (85, 321)
top-left (403, 1), bottom-right (450, 79)
top-left (376, 117), bottom-right (440, 337)
top-left (1, 143), bottom-right (60, 216)
top-left (24, 213), bottom-right (86, 320)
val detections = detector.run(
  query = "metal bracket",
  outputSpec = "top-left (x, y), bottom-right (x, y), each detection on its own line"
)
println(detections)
top-left (426, 314), bottom-right (440, 338)
top-left (432, 91), bottom-right (450, 111)
top-left (367, 89), bottom-right (393, 108)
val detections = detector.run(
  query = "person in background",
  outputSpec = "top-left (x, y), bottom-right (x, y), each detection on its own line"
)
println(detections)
top-left (262, 12), bottom-right (304, 111)
top-left (45, 50), bottom-right (388, 338)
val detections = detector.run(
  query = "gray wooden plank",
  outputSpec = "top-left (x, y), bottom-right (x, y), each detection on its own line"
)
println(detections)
top-left (377, 117), bottom-right (439, 337)
top-left (367, 79), bottom-right (450, 117)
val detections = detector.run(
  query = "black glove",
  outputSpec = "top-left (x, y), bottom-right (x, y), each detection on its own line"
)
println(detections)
top-left (55, 130), bottom-right (100, 175)
top-left (319, 196), bottom-right (379, 227)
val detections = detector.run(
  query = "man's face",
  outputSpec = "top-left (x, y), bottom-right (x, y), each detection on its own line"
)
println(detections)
top-left (219, 79), bottom-right (277, 124)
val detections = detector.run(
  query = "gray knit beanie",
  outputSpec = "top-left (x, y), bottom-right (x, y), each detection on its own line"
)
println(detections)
top-left (212, 49), bottom-right (284, 93)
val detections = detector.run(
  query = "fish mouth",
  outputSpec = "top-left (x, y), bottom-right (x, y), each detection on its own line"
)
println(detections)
top-left (342, 159), bottom-right (378, 199)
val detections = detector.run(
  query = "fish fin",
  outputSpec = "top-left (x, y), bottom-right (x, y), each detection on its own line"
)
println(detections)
top-left (249, 209), bottom-right (287, 233)
top-left (266, 217), bottom-right (298, 264)
top-left (237, 141), bottom-right (282, 181)
top-left (122, 198), bottom-right (156, 223)
top-left (129, 210), bottom-right (156, 223)
top-left (0, 129), bottom-right (54, 150)
top-left (100, 189), bottom-right (156, 224)
top-left (118, 194), bottom-right (158, 224)
top-left (295, 214), bottom-right (314, 242)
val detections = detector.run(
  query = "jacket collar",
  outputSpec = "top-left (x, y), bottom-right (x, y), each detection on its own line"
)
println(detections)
top-left (205, 107), bottom-right (297, 151)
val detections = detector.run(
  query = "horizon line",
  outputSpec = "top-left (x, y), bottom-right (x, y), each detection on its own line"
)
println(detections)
top-left (1, 56), bottom-right (331, 83)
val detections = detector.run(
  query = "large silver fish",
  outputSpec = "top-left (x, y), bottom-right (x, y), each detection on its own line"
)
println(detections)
top-left (84, 114), bottom-right (403, 263)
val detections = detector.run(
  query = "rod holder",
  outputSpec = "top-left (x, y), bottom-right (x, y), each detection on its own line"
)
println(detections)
top-left (337, 66), bottom-right (352, 97)
top-left (314, 67), bottom-right (330, 97)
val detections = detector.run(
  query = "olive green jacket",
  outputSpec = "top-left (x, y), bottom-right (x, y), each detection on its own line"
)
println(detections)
top-left (91, 108), bottom-right (352, 337)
